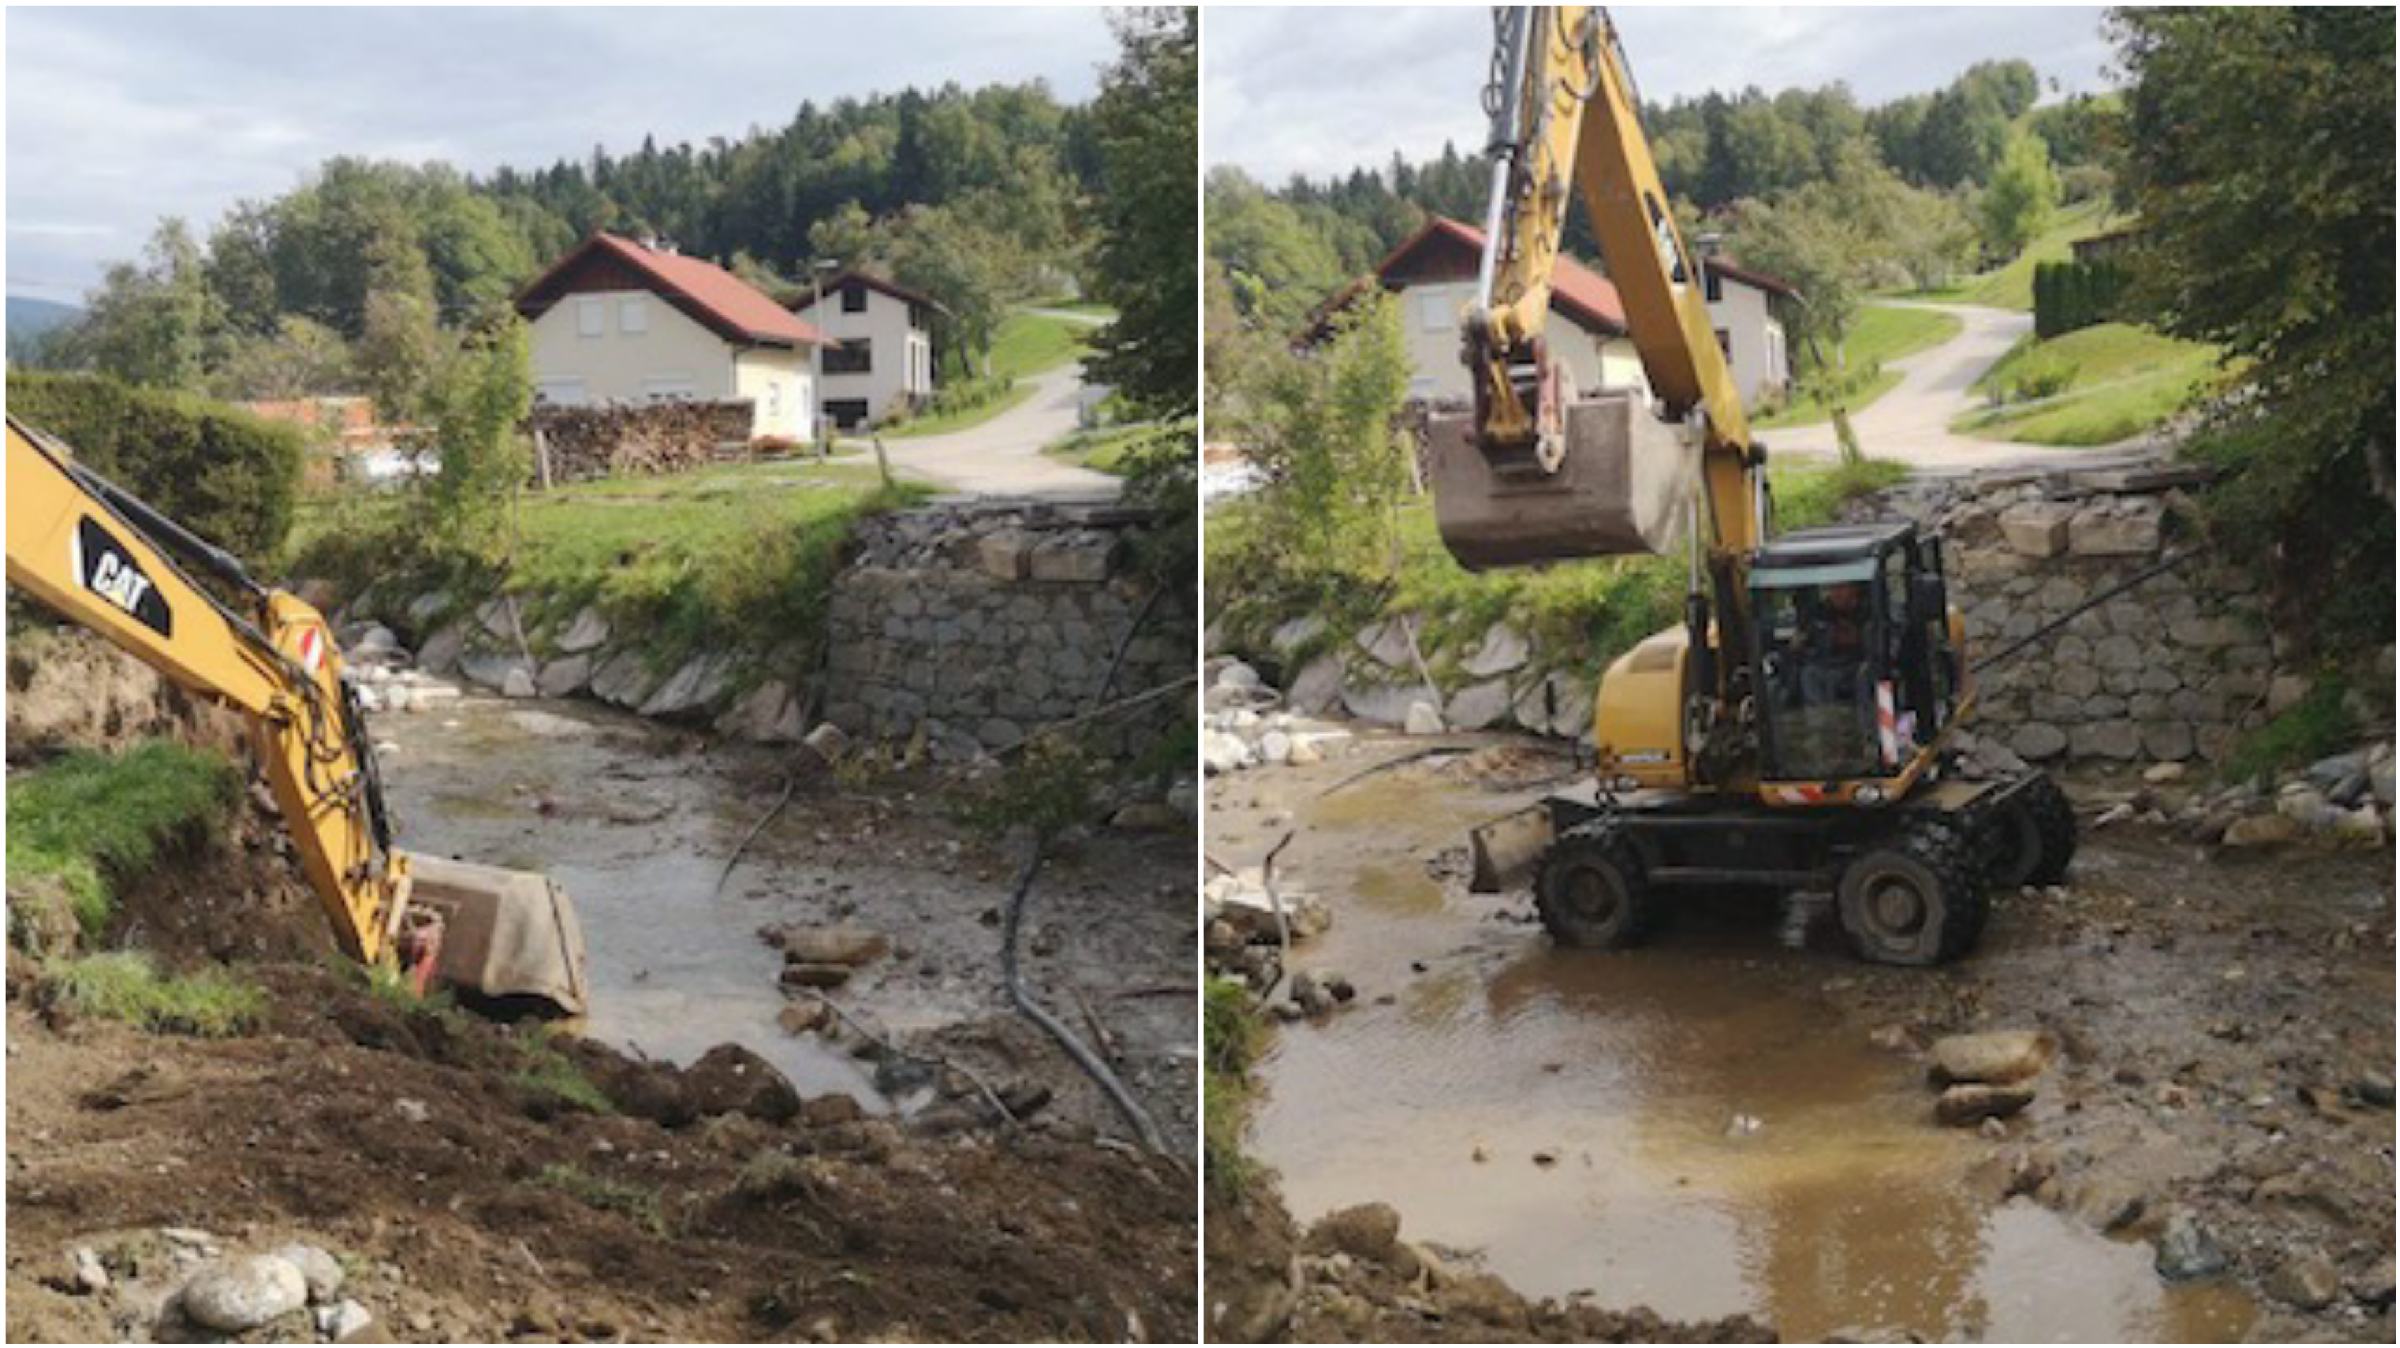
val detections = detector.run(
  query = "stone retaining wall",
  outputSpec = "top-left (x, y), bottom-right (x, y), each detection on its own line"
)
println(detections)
top-left (821, 501), bottom-right (1192, 760)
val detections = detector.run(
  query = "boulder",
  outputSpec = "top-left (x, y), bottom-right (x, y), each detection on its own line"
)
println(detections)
top-left (268, 1243), bottom-right (343, 1303)
top-left (1202, 729), bottom-right (1253, 774)
top-left (1269, 615), bottom-right (1327, 655)
top-left (180, 1255), bottom-right (309, 1333)
top-left (2010, 722), bottom-right (2069, 761)
top-left (2069, 721), bottom-right (2140, 761)
top-left (1353, 619), bottom-right (1417, 670)
top-left (554, 607), bottom-right (611, 654)
top-left (415, 622), bottom-right (467, 675)
top-left (2267, 1253), bottom-right (2341, 1311)
top-left (683, 1043), bottom-right (801, 1123)
top-left (1929, 1030), bottom-right (2052, 1086)
top-left (718, 679), bottom-right (803, 743)
top-left (1403, 700), bottom-right (1445, 736)
top-left (639, 652), bottom-right (737, 718)
top-left (1445, 678), bottom-right (1513, 731)
top-left (537, 654), bottom-right (594, 699)
top-left (588, 650), bottom-right (662, 709)
top-left (1997, 502), bottom-right (2073, 558)
top-left (2152, 1209), bottom-right (2227, 1282)
top-left (1340, 677), bottom-right (1421, 727)
top-left (1462, 623), bottom-right (1531, 678)
top-left (1305, 1203), bottom-right (1403, 1264)
top-left (768, 925), bottom-right (889, 967)
top-left (2068, 502), bottom-right (2161, 556)
top-left (1286, 654), bottom-right (1345, 716)
top-left (1934, 1082), bottom-right (2036, 1126)
top-left (501, 666), bottom-right (537, 699)
top-left (1216, 660), bottom-right (1262, 692)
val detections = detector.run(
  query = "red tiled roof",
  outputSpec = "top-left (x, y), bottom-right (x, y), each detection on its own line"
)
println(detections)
top-left (1305, 215), bottom-right (1629, 339)
top-left (514, 233), bottom-right (827, 348)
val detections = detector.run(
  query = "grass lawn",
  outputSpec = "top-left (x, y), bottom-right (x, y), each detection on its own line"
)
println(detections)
top-left (1903, 199), bottom-right (2121, 310)
top-left (1952, 321), bottom-right (2223, 447)
top-left (1043, 422), bottom-right (1163, 476)
top-left (877, 379), bottom-right (1040, 440)
top-left (290, 455), bottom-right (926, 665)
top-left (880, 307), bottom-right (1104, 440)
top-left (1753, 304), bottom-right (1962, 428)
top-left (7, 741), bottom-right (240, 944)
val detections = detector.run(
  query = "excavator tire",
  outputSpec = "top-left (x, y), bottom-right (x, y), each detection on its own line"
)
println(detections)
top-left (2007, 772), bottom-right (2078, 887)
top-left (1534, 822), bottom-right (1656, 949)
top-left (1836, 817), bottom-right (1988, 966)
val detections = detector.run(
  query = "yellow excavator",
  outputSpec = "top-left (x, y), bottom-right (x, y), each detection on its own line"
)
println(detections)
top-left (1434, 7), bottom-right (2073, 964)
top-left (7, 415), bottom-right (588, 1014)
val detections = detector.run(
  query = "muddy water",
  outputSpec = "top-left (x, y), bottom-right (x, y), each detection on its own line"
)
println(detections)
top-left (1232, 744), bottom-right (2257, 1343)
top-left (368, 692), bottom-right (882, 1104)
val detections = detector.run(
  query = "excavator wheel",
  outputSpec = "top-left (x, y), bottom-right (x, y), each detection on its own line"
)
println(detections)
top-left (1836, 818), bottom-right (1988, 966)
top-left (1534, 823), bottom-right (1656, 949)
top-left (1980, 771), bottom-right (2077, 889)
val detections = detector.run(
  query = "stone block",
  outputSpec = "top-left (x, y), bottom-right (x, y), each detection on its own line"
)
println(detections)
top-left (2068, 502), bottom-right (2163, 556)
top-left (2071, 720), bottom-right (2140, 760)
top-left (1998, 503), bottom-right (2074, 558)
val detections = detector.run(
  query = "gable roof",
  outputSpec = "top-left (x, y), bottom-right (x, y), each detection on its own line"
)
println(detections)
top-left (1307, 216), bottom-right (1629, 341)
top-left (1703, 254), bottom-right (1799, 300)
top-left (514, 233), bottom-right (827, 349)
top-left (789, 269), bottom-right (947, 316)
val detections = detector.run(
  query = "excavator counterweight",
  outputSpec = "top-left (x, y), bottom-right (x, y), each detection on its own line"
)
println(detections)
top-left (7, 415), bottom-right (588, 1016)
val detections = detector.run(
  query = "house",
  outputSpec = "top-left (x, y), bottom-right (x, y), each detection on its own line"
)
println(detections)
top-left (788, 271), bottom-right (941, 430)
top-left (1309, 217), bottom-right (1645, 406)
top-left (1692, 238), bottom-right (1799, 408)
top-left (240, 395), bottom-right (416, 486)
top-left (513, 232), bottom-right (828, 442)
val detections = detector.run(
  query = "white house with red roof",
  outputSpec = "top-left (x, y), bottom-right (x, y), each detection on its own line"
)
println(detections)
top-left (1312, 216), bottom-right (1797, 413)
top-left (789, 270), bottom-right (942, 431)
top-left (514, 232), bottom-right (830, 442)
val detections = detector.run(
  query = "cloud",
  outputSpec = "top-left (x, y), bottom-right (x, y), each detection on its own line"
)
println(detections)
top-left (6, 6), bottom-right (1119, 298)
top-left (1205, 6), bottom-right (2116, 182)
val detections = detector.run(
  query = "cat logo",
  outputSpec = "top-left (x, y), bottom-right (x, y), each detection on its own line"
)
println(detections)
top-left (72, 516), bottom-right (173, 637)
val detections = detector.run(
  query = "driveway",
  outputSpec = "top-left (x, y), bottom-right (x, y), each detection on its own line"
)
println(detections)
top-left (1764, 301), bottom-right (2154, 475)
top-left (872, 361), bottom-right (1120, 500)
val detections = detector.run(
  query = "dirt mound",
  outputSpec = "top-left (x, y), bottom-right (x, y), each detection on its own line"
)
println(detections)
top-left (1206, 1176), bottom-right (1771, 1343)
top-left (5, 623), bottom-right (246, 766)
top-left (8, 961), bottom-right (1196, 1343)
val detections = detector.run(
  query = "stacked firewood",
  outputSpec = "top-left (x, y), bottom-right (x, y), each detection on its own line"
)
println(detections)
top-left (527, 400), bottom-right (755, 486)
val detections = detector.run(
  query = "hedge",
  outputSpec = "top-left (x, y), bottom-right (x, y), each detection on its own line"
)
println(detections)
top-left (2032, 259), bottom-right (2128, 340)
top-left (6, 372), bottom-right (304, 564)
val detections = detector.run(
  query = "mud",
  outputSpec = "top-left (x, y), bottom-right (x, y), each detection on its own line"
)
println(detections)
top-left (7, 662), bottom-right (1198, 1342)
top-left (1208, 732), bottom-right (2393, 1343)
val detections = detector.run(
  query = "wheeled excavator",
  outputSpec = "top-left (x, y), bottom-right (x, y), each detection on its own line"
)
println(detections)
top-left (6, 415), bottom-right (588, 1014)
top-left (1433, 7), bottom-right (2075, 964)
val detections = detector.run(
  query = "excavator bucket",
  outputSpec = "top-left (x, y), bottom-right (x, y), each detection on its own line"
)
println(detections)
top-left (1426, 391), bottom-right (1696, 571)
top-left (401, 853), bottom-right (589, 1017)
top-left (1467, 804), bottom-right (1556, 894)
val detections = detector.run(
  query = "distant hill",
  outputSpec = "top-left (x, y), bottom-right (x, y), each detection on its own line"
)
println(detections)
top-left (8, 295), bottom-right (83, 342)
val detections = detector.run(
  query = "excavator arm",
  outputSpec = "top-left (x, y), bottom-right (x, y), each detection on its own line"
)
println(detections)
top-left (6, 416), bottom-right (586, 1014)
top-left (1441, 5), bottom-right (1765, 567)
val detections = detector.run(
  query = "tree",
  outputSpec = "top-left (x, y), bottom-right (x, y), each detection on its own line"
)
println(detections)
top-left (69, 219), bottom-right (221, 390)
top-left (1082, 6), bottom-right (1197, 420)
top-left (208, 315), bottom-right (353, 401)
top-left (1978, 130), bottom-right (2058, 258)
top-left (2111, 5), bottom-right (2394, 647)
top-left (416, 312), bottom-right (532, 566)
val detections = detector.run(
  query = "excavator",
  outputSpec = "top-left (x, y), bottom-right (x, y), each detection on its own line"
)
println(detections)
top-left (6, 415), bottom-right (589, 1015)
top-left (1434, 7), bottom-right (2074, 964)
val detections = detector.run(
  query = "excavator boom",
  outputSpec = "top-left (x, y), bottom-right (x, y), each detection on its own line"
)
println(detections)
top-left (6, 415), bottom-right (587, 1016)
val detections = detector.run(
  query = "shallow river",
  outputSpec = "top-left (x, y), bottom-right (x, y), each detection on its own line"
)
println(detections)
top-left (370, 691), bottom-right (882, 1103)
top-left (1231, 748), bottom-right (2257, 1343)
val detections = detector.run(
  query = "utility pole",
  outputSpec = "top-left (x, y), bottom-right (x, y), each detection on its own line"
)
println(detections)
top-left (810, 258), bottom-right (841, 459)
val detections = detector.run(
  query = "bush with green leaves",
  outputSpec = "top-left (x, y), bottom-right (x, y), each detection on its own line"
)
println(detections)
top-left (5, 371), bottom-right (304, 564)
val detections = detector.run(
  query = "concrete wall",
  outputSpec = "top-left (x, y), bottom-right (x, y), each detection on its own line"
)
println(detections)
top-left (799, 286), bottom-right (935, 427)
top-left (1395, 280), bottom-right (1646, 404)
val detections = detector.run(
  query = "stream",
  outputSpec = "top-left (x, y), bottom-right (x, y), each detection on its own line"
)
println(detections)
top-left (1218, 741), bottom-right (2260, 1342)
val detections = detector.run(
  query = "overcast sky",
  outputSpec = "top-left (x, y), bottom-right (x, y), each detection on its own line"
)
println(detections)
top-left (1206, 6), bottom-right (2116, 184)
top-left (6, 6), bottom-right (1119, 302)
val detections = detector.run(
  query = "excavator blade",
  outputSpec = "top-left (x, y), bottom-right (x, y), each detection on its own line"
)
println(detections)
top-left (1467, 804), bottom-right (1556, 894)
top-left (399, 852), bottom-right (588, 1018)
top-left (1427, 391), bottom-right (1695, 570)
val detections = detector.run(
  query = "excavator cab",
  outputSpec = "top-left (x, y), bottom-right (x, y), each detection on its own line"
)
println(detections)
top-left (1750, 521), bottom-right (1960, 784)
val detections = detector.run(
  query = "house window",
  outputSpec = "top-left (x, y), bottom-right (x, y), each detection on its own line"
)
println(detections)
top-left (841, 282), bottom-right (867, 314)
top-left (619, 296), bottom-right (648, 335)
top-left (907, 301), bottom-right (927, 329)
top-left (642, 375), bottom-right (697, 402)
top-left (576, 297), bottom-right (605, 338)
top-left (1705, 269), bottom-right (1723, 304)
top-left (825, 398), bottom-right (870, 430)
top-left (824, 338), bottom-right (872, 376)
top-left (1714, 329), bottom-right (1733, 360)
top-left (765, 381), bottom-right (782, 420)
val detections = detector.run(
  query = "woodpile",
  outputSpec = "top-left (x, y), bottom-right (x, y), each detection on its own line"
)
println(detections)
top-left (527, 400), bottom-right (755, 486)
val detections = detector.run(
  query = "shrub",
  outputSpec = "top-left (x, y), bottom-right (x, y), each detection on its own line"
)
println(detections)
top-left (6, 371), bottom-right (305, 564)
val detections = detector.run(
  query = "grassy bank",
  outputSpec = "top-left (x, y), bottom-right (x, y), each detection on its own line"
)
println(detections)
top-left (8, 741), bottom-right (240, 945)
top-left (1953, 321), bottom-right (2222, 446)
top-left (1203, 978), bottom-right (1267, 1200)
top-left (289, 455), bottom-right (926, 669)
top-left (1211, 457), bottom-right (1907, 678)
top-left (1754, 304), bottom-right (1964, 428)
top-left (1905, 200), bottom-right (2121, 311)
top-left (1043, 421), bottom-right (1173, 476)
